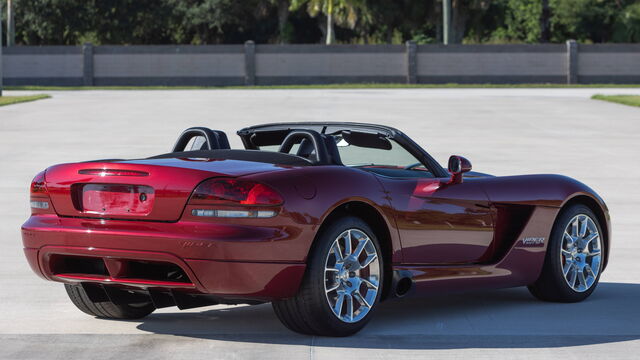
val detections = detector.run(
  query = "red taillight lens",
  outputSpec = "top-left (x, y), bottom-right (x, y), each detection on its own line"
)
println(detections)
top-left (190, 179), bottom-right (283, 206)
top-left (30, 171), bottom-right (53, 214)
top-left (30, 171), bottom-right (47, 194)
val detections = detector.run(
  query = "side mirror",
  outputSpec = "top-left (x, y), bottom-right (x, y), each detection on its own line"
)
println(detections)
top-left (447, 155), bottom-right (472, 184)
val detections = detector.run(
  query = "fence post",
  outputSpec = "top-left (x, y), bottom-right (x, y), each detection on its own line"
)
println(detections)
top-left (566, 40), bottom-right (578, 85)
top-left (406, 41), bottom-right (417, 84)
top-left (244, 41), bottom-right (256, 86)
top-left (82, 43), bottom-right (94, 86)
top-left (0, 2), bottom-right (3, 96)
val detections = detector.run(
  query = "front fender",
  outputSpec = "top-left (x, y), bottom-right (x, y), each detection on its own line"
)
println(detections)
top-left (479, 174), bottom-right (610, 270)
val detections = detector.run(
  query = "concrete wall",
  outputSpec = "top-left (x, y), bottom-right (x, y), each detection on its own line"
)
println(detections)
top-left (93, 46), bottom-right (244, 86)
top-left (255, 45), bottom-right (406, 84)
top-left (416, 45), bottom-right (566, 84)
top-left (1, 42), bottom-right (639, 86)
top-left (577, 44), bottom-right (640, 84)
top-left (2, 46), bottom-right (84, 86)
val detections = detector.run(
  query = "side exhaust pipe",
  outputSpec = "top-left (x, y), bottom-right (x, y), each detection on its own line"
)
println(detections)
top-left (395, 277), bottom-right (413, 297)
top-left (390, 270), bottom-right (414, 298)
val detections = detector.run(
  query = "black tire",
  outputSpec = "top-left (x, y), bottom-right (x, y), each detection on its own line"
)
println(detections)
top-left (64, 284), bottom-right (155, 319)
top-left (528, 204), bottom-right (604, 302)
top-left (272, 216), bottom-right (384, 336)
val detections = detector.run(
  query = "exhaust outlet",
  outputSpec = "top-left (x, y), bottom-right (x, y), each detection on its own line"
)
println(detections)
top-left (390, 270), bottom-right (414, 298)
top-left (395, 277), bottom-right (413, 297)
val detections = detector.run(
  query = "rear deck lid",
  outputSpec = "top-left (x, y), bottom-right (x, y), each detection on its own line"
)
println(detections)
top-left (44, 157), bottom-right (290, 221)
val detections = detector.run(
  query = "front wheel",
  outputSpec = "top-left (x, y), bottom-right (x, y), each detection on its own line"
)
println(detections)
top-left (272, 216), bottom-right (383, 336)
top-left (528, 204), bottom-right (604, 302)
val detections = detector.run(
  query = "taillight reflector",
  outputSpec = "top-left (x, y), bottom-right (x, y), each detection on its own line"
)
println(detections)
top-left (191, 209), bottom-right (276, 218)
top-left (30, 201), bottom-right (49, 209)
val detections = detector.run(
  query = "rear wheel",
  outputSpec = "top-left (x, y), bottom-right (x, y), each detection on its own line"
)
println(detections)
top-left (528, 204), bottom-right (604, 302)
top-left (64, 284), bottom-right (155, 319)
top-left (272, 217), bottom-right (383, 336)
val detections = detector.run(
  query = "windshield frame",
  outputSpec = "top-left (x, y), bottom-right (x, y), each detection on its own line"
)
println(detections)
top-left (237, 122), bottom-right (449, 178)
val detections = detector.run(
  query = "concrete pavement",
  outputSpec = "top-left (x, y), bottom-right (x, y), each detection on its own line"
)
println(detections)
top-left (1, 88), bottom-right (639, 359)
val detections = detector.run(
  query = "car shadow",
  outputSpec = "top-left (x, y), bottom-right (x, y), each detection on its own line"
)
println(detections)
top-left (135, 282), bottom-right (640, 349)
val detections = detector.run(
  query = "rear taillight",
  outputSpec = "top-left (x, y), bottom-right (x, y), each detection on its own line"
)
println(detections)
top-left (30, 171), bottom-right (53, 214)
top-left (190, 179), bottom-right (283, 206)
top-left (30, 171), bottom-right (47, 194)
top-left (189, 179), bottom-right (282, 218)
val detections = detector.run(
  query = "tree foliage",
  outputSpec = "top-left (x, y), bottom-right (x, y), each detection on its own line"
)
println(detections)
top-left (1, 0), bottom-right (639, 45)
top-left (492, 0), bottom-right (544, 43)
top-left (290, 0), bottom-right (373, 43)
top-left (614, 2), bottom-right (640, 42)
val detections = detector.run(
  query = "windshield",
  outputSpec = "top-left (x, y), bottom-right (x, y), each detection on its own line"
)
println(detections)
top-left (332, 134), bottom-right (433, 178)
top-left (250, 128), bottom-right (436, 178)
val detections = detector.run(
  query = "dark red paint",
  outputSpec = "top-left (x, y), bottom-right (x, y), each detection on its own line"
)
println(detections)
top-left (22, 129), bottom-right (610, 305)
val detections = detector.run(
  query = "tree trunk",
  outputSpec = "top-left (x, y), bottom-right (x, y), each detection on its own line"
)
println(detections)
top-left (326, 0), bottom-right (335, 45)
top-left (451, 0), bottom-right (468, 44)
top-left (277, 0), bottom-right (290, 44)
top-left (540, 0), bottom-right (551, 43)
top-left (435, 3), bottom-right (443, 43)
top-left (7, 0), bottom-right (15, 46)
top-left (326, 14), bottom-right (335, 44)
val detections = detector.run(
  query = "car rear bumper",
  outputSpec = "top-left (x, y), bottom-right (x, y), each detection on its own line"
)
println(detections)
top-left (22, 215), bottom-right (308, 301)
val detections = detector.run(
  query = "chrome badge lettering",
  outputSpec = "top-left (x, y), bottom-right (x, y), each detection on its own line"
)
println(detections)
top-left (181, 241), bottom-right (213, 248)
top-left (521, 237), bottom-right (545, 246)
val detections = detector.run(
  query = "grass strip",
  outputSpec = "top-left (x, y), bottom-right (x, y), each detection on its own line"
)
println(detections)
top-left (0, 94), bottom-right (51, 107)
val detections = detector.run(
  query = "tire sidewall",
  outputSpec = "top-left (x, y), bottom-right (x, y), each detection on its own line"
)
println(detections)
top-left (305, 216), bottom-right (384, 335)
top-left (546, 204), bottom-right (604, 301)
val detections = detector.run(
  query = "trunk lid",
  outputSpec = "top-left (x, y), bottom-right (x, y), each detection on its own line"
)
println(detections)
top-left (44, 157), bottom-right (288, 221)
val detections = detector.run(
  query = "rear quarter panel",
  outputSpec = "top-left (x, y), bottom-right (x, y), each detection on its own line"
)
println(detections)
top-left (243, 166), bottom-right (403, 263)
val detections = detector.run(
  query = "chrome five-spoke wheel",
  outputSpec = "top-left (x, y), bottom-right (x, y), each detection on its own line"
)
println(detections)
top-left (561, 214), bottom-right (602, 292)
top-left (324, 229), bottom-right (381, 323)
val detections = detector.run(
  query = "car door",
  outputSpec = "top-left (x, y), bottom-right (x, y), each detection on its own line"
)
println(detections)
top-left (327, 130), bottom-right (495, 265)
top-left (378, 175), bottom-right (495, 264)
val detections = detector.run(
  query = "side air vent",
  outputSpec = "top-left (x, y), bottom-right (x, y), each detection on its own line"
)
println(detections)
top-left (490, 204), bottom-right (536, 261)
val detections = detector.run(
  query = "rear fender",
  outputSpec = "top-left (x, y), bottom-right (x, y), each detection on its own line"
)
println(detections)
top-left (243, 166), bottom-right (403, 264)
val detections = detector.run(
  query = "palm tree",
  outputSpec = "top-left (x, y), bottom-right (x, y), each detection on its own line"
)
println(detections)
top-left (290, 0), bottom-right (371, 44)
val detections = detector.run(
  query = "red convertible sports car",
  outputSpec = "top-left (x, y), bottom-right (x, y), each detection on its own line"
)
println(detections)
top-left (22, 122), bottom-right (610, 336)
